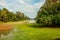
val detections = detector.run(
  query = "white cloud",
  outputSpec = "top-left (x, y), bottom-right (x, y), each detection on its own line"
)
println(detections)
top-left (18, 0), bottom-right (25, 4)
top-left (0, 0), bottom-right (45, 18)
top-left (0, 0), bottom-right (7, 7)
top-left (17, 0), bottom-right (33, 4)
top-left (19, 0), bottom-right (45, 18)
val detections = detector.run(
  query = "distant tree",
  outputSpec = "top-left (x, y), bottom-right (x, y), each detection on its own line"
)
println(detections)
top-left (15, 11), bottom-right (24, 21)
top-left (24, 16), bottom-right (30, 20)
top-left (0, 9), bottom-right (2, 21)
top-left (0, 8), bottom-right (30, 22)
top-left (7, 12), bottom-right (17, 21)
top-left (15, 11), bottom-right (30, 20)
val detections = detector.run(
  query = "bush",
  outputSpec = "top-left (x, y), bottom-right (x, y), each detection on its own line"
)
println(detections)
top-left (36, 15), bottom-right (53, 25)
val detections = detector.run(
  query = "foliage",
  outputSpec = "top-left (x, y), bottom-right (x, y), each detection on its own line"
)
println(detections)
top-left (36, 0), bottom-right (60, 26)
top-left (0, 8), bottom-right (30, 22)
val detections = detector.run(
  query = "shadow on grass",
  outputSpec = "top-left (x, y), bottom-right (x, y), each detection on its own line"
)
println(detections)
top-left (54, 38), bottom-right (60, 40)
top-left (29, 23), bottom-right (49, 28)
top-left (30, 24), bottom-right (60, 28)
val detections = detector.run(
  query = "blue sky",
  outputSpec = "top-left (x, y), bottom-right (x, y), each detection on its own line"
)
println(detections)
top-left (0, 0), bottom-right (45, 18)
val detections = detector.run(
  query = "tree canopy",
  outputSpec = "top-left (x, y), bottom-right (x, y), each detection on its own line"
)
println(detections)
top-left (0, 8), bottom-right (30, 22)
top-left (36, 0), bottom-right (60, 26)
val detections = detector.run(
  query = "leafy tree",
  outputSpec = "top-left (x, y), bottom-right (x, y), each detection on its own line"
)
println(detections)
top-left (15, 11), bottom-right (24, 21)
top-left (0, 9), bottom-right (2, 21)
top-left (24, 16), bottom-right (30, 20)
top-left (7, 12), bottom-right (17, 21)
top-left (36, 0), bottom-right (60, 26)
top-left (15, 11), bottom-right (30, 20)
top-left (0, 8), bottom-right (29, 22)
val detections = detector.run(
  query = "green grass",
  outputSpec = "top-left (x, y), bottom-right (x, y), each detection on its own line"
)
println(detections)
top-left (0, 23), bottom-right (60, 40)
top-left (11, 24), bottom-right (60, 40)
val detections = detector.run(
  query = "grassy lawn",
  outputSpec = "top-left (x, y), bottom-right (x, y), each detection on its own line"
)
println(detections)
top-left (0, 21), bottom-right (60, 40)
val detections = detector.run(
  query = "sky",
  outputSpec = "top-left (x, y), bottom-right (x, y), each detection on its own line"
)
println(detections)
top-left (0, 0), bottom-right (45, 18)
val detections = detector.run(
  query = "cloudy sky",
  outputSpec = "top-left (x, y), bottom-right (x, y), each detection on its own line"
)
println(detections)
top-left (0, 0), bottom-right (45, 18)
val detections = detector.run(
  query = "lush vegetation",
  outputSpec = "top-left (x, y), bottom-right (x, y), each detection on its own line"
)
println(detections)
top-left (0, 8), bottom-right (30, 22)
top-left (36, 0), bottom-right (60, 26)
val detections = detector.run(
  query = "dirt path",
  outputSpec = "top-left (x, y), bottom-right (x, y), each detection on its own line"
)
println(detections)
top-left (0, 24), bottom-right (14, 31)
top-left (0, 20), bottom-right (29, 31)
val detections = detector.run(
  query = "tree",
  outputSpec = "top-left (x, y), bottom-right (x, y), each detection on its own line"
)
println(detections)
top-left (15, 11), bottom-right (30, 20)
top-left (0, 8), bottom-right (8, 22)
top-left (15, 11), bottom-right (24, 21)
top-left (36, 0), bottom-right (60, 26)
top-left (0, 9), bottom-right (1, 21)
top-left (0, 8), bottom-right (30, 22)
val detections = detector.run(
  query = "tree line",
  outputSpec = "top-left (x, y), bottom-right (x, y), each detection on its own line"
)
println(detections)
top-left (0, 8), bottom-right (30, 22)
top-left (36, 0), bottom-right (60, 27)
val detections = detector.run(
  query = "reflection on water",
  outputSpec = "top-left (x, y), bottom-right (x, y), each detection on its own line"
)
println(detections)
top-left (0, 27), bottom-right (19, 40)
top-left (0, 28), bottom-right (14, 40)
top-left (0, 30), bottom-right (11, 36)
top-left (0, 33), bottom-right (13, 40)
